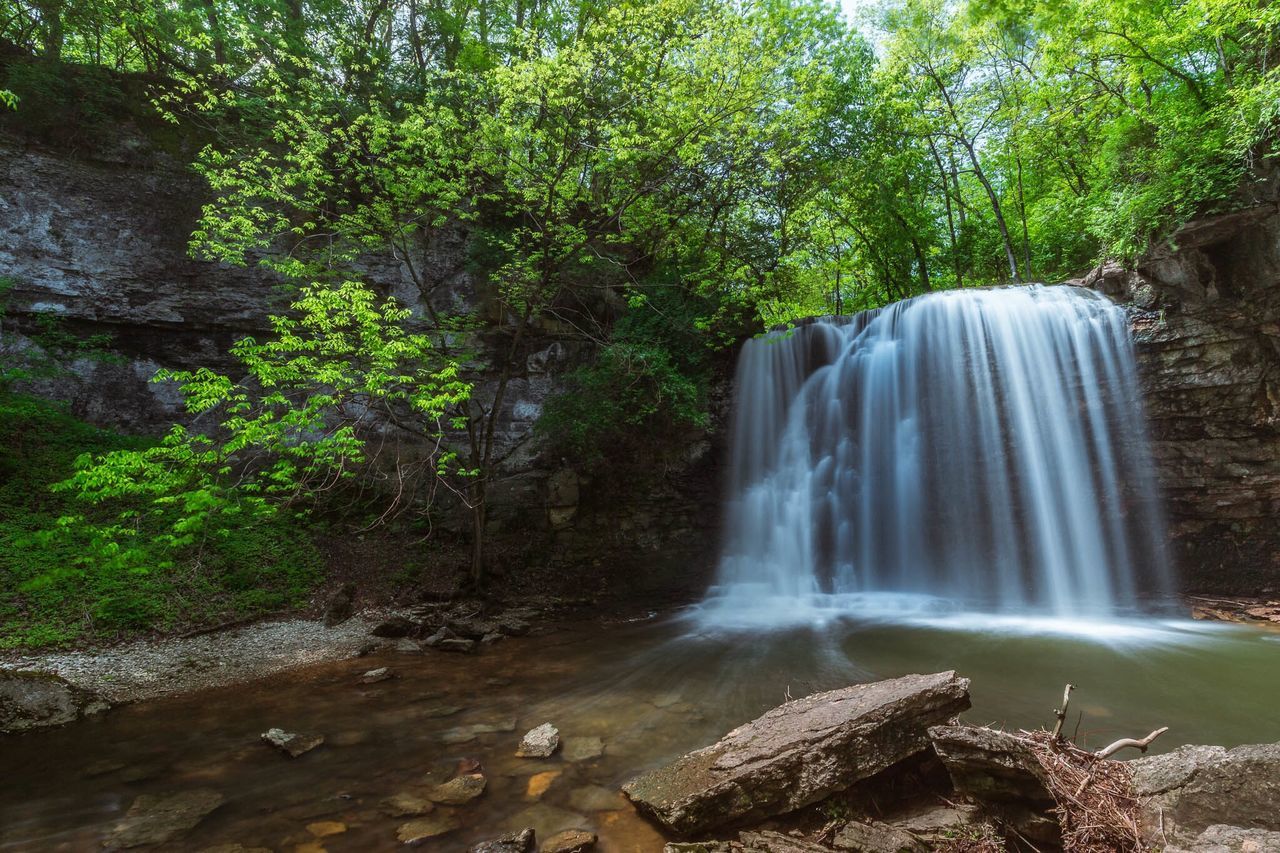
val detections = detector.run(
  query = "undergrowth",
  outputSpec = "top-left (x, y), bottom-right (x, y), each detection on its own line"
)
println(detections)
top-left (0, 393), bottom-right (322, 650)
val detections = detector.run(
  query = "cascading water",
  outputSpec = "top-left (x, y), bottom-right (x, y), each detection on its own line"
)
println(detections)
top-left (699, 285), bottom-right (1174, 628)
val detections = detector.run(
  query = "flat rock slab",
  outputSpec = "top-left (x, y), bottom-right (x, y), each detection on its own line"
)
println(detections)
top-left (517, 723), bottom-right (560, 758)
top-left (261, 728), bottom-right (324, 758)
top-left (107, 789), bottom-right (224, 848)
top-left (622, 671), bottom-right (970, 836)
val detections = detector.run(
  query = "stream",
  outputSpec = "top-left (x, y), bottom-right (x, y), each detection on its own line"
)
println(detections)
top-left (3, 608), bottom-right (1278, 851)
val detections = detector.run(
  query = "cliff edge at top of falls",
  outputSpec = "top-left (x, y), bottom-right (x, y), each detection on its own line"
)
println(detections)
top-left (1074, 170), bottom-right (1280, 597)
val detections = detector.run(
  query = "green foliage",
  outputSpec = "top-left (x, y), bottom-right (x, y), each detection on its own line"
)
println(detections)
top-left (539, 294), bottom-right (711, 472)
top-left (52, 280), bottom-right (469, 575)
top-left (0, 393), bottom-right (322, 650)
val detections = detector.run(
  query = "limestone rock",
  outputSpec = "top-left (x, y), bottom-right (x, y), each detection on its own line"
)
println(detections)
top-left (739, 831), bottom-right (829, 852)
top-left (261, 728), bottom-right (324, 758)
top-left (397, 813), bottom-right (460, 843)
top-left (517, 723), bottom-right (561, 758)
top-left (471, 828), bottom-right (536, 853)
top-left (541, 829), bottom-right (597, 853)
top-left (426, 772), bottom-right (487, 805)
top-left (622, 671), bottom-right (971, 836)
top-left (1131, 743), bottom-right (1280, 848)
top-left (360, 667), bottom-right (392, 684)
top-left (832, 820), bottom-right (925, 852)
top-left (106, 789), bottom-right (224, 848)
top-left (0, 670), bottom-right (108, 733)
top-left (928, 725), bottom-right (1055, 806)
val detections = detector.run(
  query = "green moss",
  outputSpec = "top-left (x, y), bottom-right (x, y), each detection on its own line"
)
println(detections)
top-left (0, 393), bottom-right (323, 650)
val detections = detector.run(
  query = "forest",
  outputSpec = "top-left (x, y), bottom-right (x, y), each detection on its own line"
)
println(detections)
top-left (1, 0), bottom-right (1275, 649)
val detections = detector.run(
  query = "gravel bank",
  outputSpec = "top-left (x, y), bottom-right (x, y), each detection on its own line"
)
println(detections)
top-left (0, 613), bottom-right (384, 704)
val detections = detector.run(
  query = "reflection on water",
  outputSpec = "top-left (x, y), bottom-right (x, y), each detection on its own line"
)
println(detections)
top-left (2, 611), bottom-right (1277, 851)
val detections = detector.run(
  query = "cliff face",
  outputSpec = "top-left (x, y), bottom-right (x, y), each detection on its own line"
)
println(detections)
top-left (1089, 187), bottom-right (1280, 594)
top-left (0, 125), bottom-right (721, 600)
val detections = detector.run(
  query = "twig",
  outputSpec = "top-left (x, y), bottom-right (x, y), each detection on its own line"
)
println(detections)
top-left (1052, 683), bottom-right (1075, 740)
top-left (1095, 727), bottom-right (1169, 759)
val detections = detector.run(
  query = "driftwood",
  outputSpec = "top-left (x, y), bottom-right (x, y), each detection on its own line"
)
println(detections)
top-left (1052, 683), bottom-right (1075, 740)
top-left (1095, 727), bottom-right (1170, 759)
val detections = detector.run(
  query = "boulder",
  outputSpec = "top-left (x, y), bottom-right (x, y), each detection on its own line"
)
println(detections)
top-left (322, 584), bottom-right (356, 627)
top-left (471, 828), bottom-right (536, 853)
top-left (261, 728), bottom-right (324, 758)
top-left (928, 725), bottom-right (1058, 847)
top-left (541, 829), bottom-right (597, 853)
top-left (517, 723), bottom-right (561, 758)
top-left (370, 616), bottom-right (415, 638)
top-left (1130, 743), bottom-right (1280, 849)
top-left (621, 672), bottom-right (970, 836)
top-left (0, 670), bottom-right (108, 733)
top-left (106, 789), bottom-right (224, 848)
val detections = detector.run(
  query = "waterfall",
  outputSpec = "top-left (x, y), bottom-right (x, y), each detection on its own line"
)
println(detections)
top-left (700, 285), bottom-right (1173, 627)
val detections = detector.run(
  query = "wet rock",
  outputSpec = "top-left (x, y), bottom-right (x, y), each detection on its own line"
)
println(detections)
top-left (526, 770), bottom-right (561, 799)
top-left (541, 829), bottom-right (597, 853)
top-left (307, 820), bottom-right (347, 837)
top-left (106, 789), bottom-right (224, 848)
top-left (330, 730), bottom-right (370, 747)
top-left (471, 828), bottom-right (536, 853)
top-left (198, 845), bottom-right (273, 853)
top-left (569, 785), bottom-right (624, 812)
top-left (832, 820), bottom-right (925, 852)
top-left (501, 803), bottom-right (587, 837)
top-left (482, 632), bottom-right (505, 645)
top-left (663, 845), bottom-right (734, 853)
top-left (426, 772), bottom-right (487, 805)
top-left (1130, 742), bottom-right (1280, 848)
top-left (622, 671), bottom-right (971, 836)
top-left (562, 736), bottom-right (604, 762)
top-left (323, 584), bottom-right (356, 627)
top-left (397, 813), bottom-right (460, 843)
top-left (383, 791), bottom-right (435, 817)
top-left (0, 670), bottom-right (108, 733)
top-left (438, 638), bottom-right (477, 654)
top-left (394, 638), bottom-right (423, 653)
top-left (261, 728), bottom-right (325, 758)
top-left (360, 667), bottom-right (392, 684)
top-left (517, 723), bottom-right (561, 758)
top-left (355, 640), bottom-right (380, 656)
top-left (371, 616), bottom-right (415, 638)
top-left (443, 719), bottom-right (518, 744)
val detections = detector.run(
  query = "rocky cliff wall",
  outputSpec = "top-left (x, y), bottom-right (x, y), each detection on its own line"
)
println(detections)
top-left (0, 123), bottom-right (722, 600)
top-left (1088, 184), bottom-right (1280, 595)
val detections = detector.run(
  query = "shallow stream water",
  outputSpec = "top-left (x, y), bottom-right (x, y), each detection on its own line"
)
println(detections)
top-left (3, 608), bottom-right (1278, 852)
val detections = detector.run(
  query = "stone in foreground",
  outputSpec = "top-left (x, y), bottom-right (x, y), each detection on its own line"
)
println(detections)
top-left (621, 671), bottom-right (970, 836)
top-left (261, 727), bottom-right (325, 757)
top-left (1131, 743), bottom-right (1280, 850)
top-left (106, 789), bottom-right (224, 848)
top-left (516, 722), bottom-right (561, 758)
top-left (541, 829), bottom-right (597, 853)
top-left (469, 828), bottom-right (535, 852)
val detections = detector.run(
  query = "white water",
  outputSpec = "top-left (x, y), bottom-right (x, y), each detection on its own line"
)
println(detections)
top-left (699, 285), bottom-right (1174, 629)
